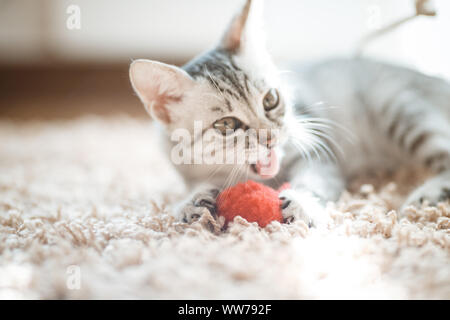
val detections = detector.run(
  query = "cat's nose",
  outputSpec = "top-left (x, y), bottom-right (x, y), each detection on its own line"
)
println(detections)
top-left (256, 129), bottom-right (278, 148)
top-left (265, 133), bottom-right (279, 148)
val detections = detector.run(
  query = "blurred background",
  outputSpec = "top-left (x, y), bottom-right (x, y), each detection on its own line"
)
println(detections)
top-left (1, 0), bottom-right (449, 120)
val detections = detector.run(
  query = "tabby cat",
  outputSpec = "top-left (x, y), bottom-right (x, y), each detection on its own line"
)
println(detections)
top-left (129, 0), bottom-right (450, 227)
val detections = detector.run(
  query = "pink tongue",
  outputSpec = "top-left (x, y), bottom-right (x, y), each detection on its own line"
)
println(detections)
top-left (256, 150), bottom-right (279, 179)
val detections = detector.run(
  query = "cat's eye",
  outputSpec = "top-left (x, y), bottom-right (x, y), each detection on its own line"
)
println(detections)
top-left (213, 117), bottom-right (241, 135)
top-left (263, 88), bottom-right (280, 111)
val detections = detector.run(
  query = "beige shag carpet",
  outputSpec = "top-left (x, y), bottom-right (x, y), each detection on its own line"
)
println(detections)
top-left (0, 116), bottom-right (449, 299)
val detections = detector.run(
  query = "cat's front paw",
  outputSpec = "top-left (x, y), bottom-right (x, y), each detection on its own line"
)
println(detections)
top-left (179, 188), bottom-right (220, 223)
top-left (279, 189), bottom-right (328, 228)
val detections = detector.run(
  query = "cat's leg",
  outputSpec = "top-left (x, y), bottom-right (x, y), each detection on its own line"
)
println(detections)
top-left (380, 93), bottom-right (450, 208)
top-left (280, 161), bottom-right (345, 227)
top-left (404, 170), bottom-right (450, 207)
top-left (401, 127), bottom-right (450, 207)
top-left (176, 184), bottom-right (220, 223)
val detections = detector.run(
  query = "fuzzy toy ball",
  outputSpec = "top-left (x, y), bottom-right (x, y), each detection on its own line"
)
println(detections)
top-left (216, 180), bottom-right (290, 228)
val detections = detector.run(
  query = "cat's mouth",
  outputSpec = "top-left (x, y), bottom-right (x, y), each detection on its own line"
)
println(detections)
top-left (250, 149), bottom-right (280, 179)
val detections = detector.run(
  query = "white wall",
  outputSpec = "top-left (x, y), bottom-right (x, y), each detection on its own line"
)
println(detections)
top-left (1, 0), bottom-right (450, 78)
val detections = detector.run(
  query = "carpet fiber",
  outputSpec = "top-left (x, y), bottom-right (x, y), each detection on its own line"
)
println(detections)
top-left (0, 117), bottom-right (449, 299)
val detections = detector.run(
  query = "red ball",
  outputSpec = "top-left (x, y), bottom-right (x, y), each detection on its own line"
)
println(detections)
top-left (216, 181), bottom-right (290, 228)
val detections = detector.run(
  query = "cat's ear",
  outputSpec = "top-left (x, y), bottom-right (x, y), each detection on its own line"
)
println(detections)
top-left (129, 59), bottom-right (194, 124)
top-left (220, 0), bottom-right (264, 53)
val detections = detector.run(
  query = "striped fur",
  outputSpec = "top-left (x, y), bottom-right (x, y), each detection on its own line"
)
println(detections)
top-left (288, 58), bottom-right (450, 211)
top-left (130, 0), bottom-right (450, 225)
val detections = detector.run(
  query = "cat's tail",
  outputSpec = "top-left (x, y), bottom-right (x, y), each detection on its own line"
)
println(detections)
top-left (355, 0), bottom-right (436, 57)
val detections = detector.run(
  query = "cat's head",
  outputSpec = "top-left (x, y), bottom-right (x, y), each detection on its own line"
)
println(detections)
top-left (130, 0), bottom-right (291, 180)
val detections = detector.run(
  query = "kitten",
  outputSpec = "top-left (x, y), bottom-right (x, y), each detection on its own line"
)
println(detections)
top-left (129, 0), bottom-right (450, 227)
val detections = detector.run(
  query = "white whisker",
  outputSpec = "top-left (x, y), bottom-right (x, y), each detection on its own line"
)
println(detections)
top-left (306, 128), bottom-right (345, 158)
top-left (204, 66), bottom-right (228, 104)
top-left (289, 139), bottom-right (313, 164)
